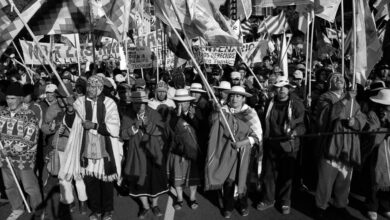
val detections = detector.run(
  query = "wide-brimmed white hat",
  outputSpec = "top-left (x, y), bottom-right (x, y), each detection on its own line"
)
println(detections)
top-left (214, 81), bottom-right (231, 91)
top-left (274, 77), bottom-right (295, 88)
top-left (172, 89), bottom-right (196, 102)
top-left (189, 83), bottom-right (206, 93)
top-left (225, 86), bottom-right (252, 97)
top-left (370, 89), bottom-right (390, 105)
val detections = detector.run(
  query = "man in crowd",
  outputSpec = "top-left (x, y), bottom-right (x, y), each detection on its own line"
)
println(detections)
top-left (257, 77), bottom-right (306, 215)
top-left (205, 86), bottom-right (262, 218)
top-left (314, 73), bottom-right (367, 219)
top-left (0, 82), bottom-right (43, 220)
top-left (60, 75), bottom-right (123, 220)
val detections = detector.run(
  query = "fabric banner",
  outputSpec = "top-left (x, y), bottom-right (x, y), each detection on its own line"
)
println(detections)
top-left (193, 41), bottom-right (268, 66)
top-left (127, 46), bottom-right (153, 69)
top-left (20, 40), bottom-right (122, 65)
top-left (253, 0), bottom-right (312, 8)
top-left (193, 46), bottom-right (237, 66)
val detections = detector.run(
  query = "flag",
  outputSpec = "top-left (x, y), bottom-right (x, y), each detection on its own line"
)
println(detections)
top-left (29, 0), bottom-right (89, 35)
top-left (241, 20), bottom-right (253, 36)
top-left (257, 11), bottom-right (289, 35)
top-left (253, 0), bottom-right (312, 8)
top-left (237, 0), bottom-right (252, 20)
top-left (296, 1), bottom-right (314, 34)
top-left (326, 28), bottom-right (340, 40)
top-left (352, 0), bottom-right (383, 85)
top-left (314, 0), bottom-right (341, 23)
top-left (155, 0), bottom-right (241, 47)
top-left (0, 0), bottom-right (47, 57)
top-left (0, 0), bottom-right (11, 36)
top-left (91, 0), bottom-right (126, 41)
top-left (373, 0), bottom-right (390, 21)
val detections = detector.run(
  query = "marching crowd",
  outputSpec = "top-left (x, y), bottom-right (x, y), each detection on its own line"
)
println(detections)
top-left (1, 55), bottom-right (390, 220)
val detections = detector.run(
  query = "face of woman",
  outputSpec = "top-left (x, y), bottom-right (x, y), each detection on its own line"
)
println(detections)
top-left (229, 94), bottom-right (245, 109)
top-left (132, 102), bottom-right (146, 114)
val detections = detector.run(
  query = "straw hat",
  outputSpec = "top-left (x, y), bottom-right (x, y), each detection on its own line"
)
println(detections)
top-left (370, 89), bottom-right (390, 105)
top-left (130, 91), bottom-right (149, 103)
top-left (213, 81), bottom-right (231, 91)
top-left (225, 86), bottom-right (252, 97)
top-left (189, 83), bottom-right (206, 93)
top-left (172, 89), bottom-right (196, 102)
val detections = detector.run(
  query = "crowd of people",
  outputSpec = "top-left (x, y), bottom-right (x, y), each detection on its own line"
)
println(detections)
top-left (0, 54), bottom-right (390, 220)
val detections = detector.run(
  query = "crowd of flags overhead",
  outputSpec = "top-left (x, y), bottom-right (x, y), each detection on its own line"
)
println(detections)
top-left (0, 0), bottom-right (389, 85)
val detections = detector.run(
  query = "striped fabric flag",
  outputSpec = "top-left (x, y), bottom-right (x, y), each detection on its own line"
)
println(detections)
top-left (253, 0), bottom-right (312, 8)
top-left (373, 0), bottom-right (390, 21)
top-left (0, 0), bottom-right (47, 57)
top-left (257, 11), bottom-right (289, 35)
top-left (241, 20), bottom-right (253, 36)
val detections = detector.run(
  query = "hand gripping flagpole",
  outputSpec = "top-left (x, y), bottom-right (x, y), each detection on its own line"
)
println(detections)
top-left (157, 2), bottom-right (236, 143)
top-left (8, 0), bottom-right (71, 97)
top-left (0, 142), bottom-right (31, 213)
top-left (235, 49), bottom-right (264, 90)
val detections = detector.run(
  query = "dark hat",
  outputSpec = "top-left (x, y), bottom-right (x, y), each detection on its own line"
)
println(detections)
top-left (378, 64), bottom-right (390, 71)
top-left (6, 82), bottom-right (23, 96)
top-left (130, 91), bottom-right (149, 103)
top-left (22, 84), bottom-right (35, 96)
top-left (369, 81), bottom-right (386, 91)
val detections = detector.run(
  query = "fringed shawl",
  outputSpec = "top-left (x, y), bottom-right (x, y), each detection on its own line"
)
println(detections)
top-left (58, 96), bottom-right (123, 182)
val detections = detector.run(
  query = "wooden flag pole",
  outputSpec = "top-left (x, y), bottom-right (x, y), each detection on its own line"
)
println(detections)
top-left (8, 0), bottom-right (70, 97)
top-left (341, 0), bottom-right (345, 77)
top-left (157, 2), bottom-right (236, 143)
top-left (350, 0), bottom-right (357, 118)
top-left (303, 11), bottom-right (310, 103)
top-left (88, 0), bottom-right (97, 74)
top-left (308, 15), bottom-right (315, 107)
top-left (155, 19), bottom-right (160, 82)
top-left (5, 53), bottom-right (38, 79)
top-left (74, 34), bottom-right (82, 76)
top-left (0, 141), bottom-right (31, 213)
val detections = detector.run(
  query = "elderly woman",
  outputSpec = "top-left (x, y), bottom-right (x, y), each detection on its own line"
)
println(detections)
top-left (205, 86), bottom-right (262, 218)
top-left (120, 91), bottom-right (168, 219)
top-left (60, 75), bottom-right (123, 220)
top-left (167, 89), bottom-right (202, 210)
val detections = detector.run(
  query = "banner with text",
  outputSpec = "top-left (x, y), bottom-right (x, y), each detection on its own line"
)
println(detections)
top-left (20, 40), bottom-right (123, 65)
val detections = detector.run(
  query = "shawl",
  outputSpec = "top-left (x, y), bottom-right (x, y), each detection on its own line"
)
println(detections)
top-left (122, 106), bottom-right (165, 186)
top-left (205, 106), bottom-right (255, 194)
top-left (58, 96), bottom-right (123, 182)
top-left (316, 91), bottom-right (366, 166)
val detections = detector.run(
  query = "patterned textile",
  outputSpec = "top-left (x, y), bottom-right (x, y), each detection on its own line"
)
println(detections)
top-left (257, 11), bottom-right (289, 35)
top-left (0, 107), bottom-right (39, 170)
top-left (0, 0), bottom-right (10, 36)
top-left (29, 0), bottom-right (89, 35)
top-left (0, 0), bottom-right (46, 57)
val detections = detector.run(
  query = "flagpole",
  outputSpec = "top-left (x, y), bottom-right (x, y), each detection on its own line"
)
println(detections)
top-left (8, 0), bottom-right (71, 97)
top-left (155, 20), bottom-right (160, 82)
top-left (74, 34), bottom-right (82, 76)
top-left (0, 142), bottom-right (31, 213)
top-left (303, 11), bottom-right (310, 103)
top-left (168, 0), bottom-right (193, 52)
top-left (308, 15), bottom-right (315, 107)
top-left (88, 0), bottom-right (97, 74)
top-left (156, 2), bottom-right (236, 143)
top-left (12, 41), bottom-right (34, 84)
top-left (341, 0), bottom-right (345, 77)
top-left (350, 0), bottom-right (357, 118)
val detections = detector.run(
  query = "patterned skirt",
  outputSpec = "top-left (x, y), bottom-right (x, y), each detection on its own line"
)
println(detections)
top-left (167, 152), bottom-right (202, 187)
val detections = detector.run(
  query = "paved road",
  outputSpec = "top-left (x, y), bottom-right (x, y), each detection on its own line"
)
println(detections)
top-left (0, 179), bottom-right (388, 220)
